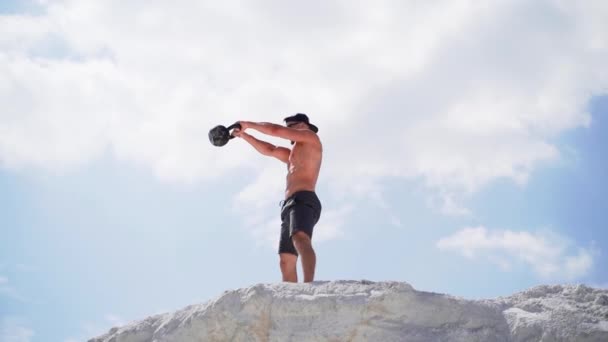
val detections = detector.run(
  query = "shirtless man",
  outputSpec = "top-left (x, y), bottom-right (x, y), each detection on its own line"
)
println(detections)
top-left (233, 114), bottom-right (322, 283)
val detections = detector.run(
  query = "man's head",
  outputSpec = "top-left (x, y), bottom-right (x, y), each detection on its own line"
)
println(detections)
top-left (284, 113), bottom-right (319, 133)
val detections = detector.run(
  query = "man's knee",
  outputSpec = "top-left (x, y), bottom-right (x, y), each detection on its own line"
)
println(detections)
top-left (292, 230), bottom-right (311, 244)
top-left (279, 254), bottom-right (297, 270)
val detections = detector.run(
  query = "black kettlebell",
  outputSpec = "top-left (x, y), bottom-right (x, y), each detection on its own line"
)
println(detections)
top-left (209, 122), bottom-right (242, 147)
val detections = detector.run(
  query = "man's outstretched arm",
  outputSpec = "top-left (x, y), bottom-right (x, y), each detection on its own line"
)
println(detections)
top-left (239, 121), bottom-right (318, 144)
top-left (234, 130), bottom-right (290, 163)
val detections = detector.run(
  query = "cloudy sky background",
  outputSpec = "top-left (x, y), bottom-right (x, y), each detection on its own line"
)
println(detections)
top-left (1, 0), bottom-right (607, 340)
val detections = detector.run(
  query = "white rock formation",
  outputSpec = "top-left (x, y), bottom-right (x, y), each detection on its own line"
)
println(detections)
top-left (90, 280), bottom-right (608, 342)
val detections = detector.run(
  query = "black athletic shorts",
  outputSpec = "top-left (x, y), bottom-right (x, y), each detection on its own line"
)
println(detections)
top-left (279, 191), bottom-right (322, 256)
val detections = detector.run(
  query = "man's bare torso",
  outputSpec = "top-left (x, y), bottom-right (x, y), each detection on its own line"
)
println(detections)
top-left (285, 139), bottom-right (322, 198)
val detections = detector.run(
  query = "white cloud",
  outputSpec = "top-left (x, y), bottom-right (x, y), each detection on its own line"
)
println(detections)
top-left (436, 226), bottom-right (596, 280)
top-left (0, 317), bottom-right (35, 342)
top-left (104, 314), bottom-right (125, 328)
top-left (67, 314), bottom-right (125, 342)
top-left (313, 204), bottom-right (353, 243)
top-left (389, 216), bottom-right (403, 228)
top-left (14, 264), bottom-right (37, 273)
top-left (0, 265), bottom-right (36, 302)
top-left (232, 165), bottom-right (285, 248)
top-left (564, 249), bottom-right (594, 279)
top-left (0, 285), bottom-right (20, 300)
top-left (81, 322), bottom-right (105, 341)
top-left (426, 191), bottom-right (472, 217)
top-left (0, 276), bottom-right (27, 302)
top-left (1, 0), bottom-right (607, 202)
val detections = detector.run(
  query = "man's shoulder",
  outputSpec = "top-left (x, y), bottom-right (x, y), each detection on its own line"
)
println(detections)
top-left (306, 132), bottom-right (322, 145)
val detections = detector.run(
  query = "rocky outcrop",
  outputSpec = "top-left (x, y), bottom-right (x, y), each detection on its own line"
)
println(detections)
top-left (90, 280), bottom-right (608, 342)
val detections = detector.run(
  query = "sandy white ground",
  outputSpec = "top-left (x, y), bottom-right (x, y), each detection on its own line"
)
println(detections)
top-left (90, 280), bottom-right (608, 342)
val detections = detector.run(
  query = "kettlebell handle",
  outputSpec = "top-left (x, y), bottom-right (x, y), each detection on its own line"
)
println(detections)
top-left (226, 123), bottom-right (242, 139)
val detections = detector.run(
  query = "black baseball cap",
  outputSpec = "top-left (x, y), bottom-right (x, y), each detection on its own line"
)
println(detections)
top-left (283, 113), bottom-right (319, 133)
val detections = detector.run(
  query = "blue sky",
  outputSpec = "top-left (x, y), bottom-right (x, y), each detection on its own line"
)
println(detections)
top-left (1, 1), bottom-right (608, 341)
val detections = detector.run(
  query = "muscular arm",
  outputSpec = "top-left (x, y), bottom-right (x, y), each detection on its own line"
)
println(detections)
top-left (240, 121), bottom-right (318, 144)
top-left (238, 132), bottom-right (290, 163)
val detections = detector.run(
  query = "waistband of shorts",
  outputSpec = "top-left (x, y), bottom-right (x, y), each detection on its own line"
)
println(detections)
top-left (279, 190), bottom-right (319, 207)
